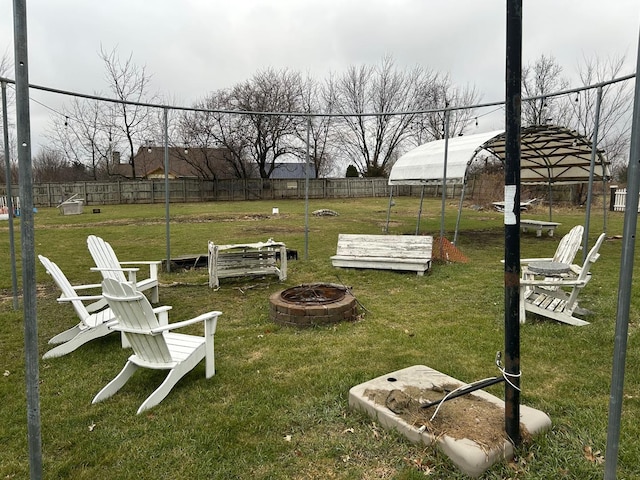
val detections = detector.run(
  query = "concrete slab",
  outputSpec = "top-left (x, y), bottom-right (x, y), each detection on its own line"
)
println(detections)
top-left (349, 365), bottom-right (551, 478)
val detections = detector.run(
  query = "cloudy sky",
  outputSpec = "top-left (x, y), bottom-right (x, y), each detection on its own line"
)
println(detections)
top-left (1, 0), bottom-right (639, 150)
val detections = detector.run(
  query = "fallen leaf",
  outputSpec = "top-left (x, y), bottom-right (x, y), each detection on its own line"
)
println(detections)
top-left (342, 428), bottom-right (354, 434)
top-left (583, 445), bottom-right (604, 464)
top-left (3, 370), bottom-right (10, 377)
top-left (88, 422), bottom-right (96, 432)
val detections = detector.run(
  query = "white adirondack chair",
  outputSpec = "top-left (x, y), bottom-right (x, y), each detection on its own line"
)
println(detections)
top-left (519, 233), bottom-right (606, 326)
top-left (93, 278), bottom-right (221, 414)
top-left (39, 255), bottom-right (116, 359)
top-left (87, 235), bottom-right (161, 303)
top-left (520, 224), bottom-right (584, 266)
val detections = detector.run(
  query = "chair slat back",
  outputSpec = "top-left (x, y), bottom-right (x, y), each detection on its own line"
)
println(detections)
top-left (553, 225), bottom-right (584, 265)
top-left (38, 255), bottom-right (90, 322)
top-left (87, 235), bottom-right (127, 283)
top-left (101, 278), bottom-right (172, 364)
top-left (576, 233), bottom-right (606, 282)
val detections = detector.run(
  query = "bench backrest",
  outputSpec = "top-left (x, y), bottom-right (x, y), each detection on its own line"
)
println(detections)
top-left (335, 234), bottom-right (432, 259)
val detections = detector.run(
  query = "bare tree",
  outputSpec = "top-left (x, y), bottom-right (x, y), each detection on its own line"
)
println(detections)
top-left (48, 97), bottom-right (121, 180)
top-left (231, 68), bottom-right (304, 178)
top-left (409, 73), bottom-right (481, 145)
top-left (187, 68), bottom-right (304, 179)
top-left (521, 54), bottom-right (571, 126)
top-left (100, 46), bottom-right (155, 179)
top-left (333, 56), bottom-right (438, 177)
top-left (292, 74), bottom-right (338, 178)
top-left (569, 54), bottom-right (633, 168)
top-left (32, 147), bottom-right (90, 183)
top-left (179, 92), bottom-right (255, 179)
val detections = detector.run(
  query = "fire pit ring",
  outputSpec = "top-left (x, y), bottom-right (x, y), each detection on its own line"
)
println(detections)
top-left (270, 283), bottom-right (358, 327)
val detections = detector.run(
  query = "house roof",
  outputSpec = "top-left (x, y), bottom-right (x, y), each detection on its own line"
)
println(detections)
top-left (389, 124), bottom-right (610, 186)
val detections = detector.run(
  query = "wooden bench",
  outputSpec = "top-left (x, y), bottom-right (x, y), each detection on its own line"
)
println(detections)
top-left (208, 239), bottom-right (287, 288)
top-left (521, 219), bottom-right (561, 237)
top-left (331, 234), bottom-right (432, 275)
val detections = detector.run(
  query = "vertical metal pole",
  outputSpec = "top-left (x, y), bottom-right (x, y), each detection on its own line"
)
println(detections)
top-left (385, 186), bottom-right (393, 233)
top-left (604, 29), bottom-right (640, 480)
top-left (439, 107), bottom-right (450, 258)
top-left (453, 178), bottom-right (467, 246)
top-left (504, 0), bottom-right (522, 446)
top-left (163, 107), bottom-right (170, 272)
top-left (2, 81), bottom-right (19, 309)
top-left (582, 86), bottom-right (603, 263)
top-left (304, 116), bottom-right (310, 260)
top-left (416, 185), bottom-right (425, 235)
top-left (13, 0), bottom-right (43, 477)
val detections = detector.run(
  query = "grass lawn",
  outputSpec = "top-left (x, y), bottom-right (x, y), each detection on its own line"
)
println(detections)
top-left (1, 197), bottom-right (639, 479)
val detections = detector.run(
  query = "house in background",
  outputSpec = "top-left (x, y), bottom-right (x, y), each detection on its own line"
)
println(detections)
top-left (271, 158), bottom-right (316, 179)
top-left (112, 146), bottom-right (237, 180)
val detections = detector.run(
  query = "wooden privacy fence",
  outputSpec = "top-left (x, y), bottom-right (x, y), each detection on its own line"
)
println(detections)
top-left (0, 178), bottom-right (464, 208)
top-left (612, 187), bottom-right (640, 213)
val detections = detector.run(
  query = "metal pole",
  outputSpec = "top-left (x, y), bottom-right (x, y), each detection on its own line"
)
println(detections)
top-left (604, 28), bottom-right (640, 480)
top-left (13, 0), bottom-right (43, 477)
top-left (453, 179), bottom-right (467, 246)
top-left (385, 185), bottom-right (393, 233)
top-left (439, 107), bottom-right (450, 259)
top-left (582, 86), bottom-right (602, 263)
top-left (304, 116), bottom-right (310, 260)
top-left (416, 185), bottom-right (425, 235)
top-left (504, 0), bottom-right (522, 446)
top-left (2, 80), bottom-right (19, 309)
top-left (163, 107), bottom-right (170, 272)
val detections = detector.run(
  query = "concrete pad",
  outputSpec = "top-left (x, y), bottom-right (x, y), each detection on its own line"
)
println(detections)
top-left (349, 365), bottom-right (551, 478)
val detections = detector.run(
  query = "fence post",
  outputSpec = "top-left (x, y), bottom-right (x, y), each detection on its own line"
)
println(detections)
top-left (609, 185), bottom-right (618, 211)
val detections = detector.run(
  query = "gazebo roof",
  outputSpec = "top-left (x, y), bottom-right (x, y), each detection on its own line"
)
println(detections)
top-left (389, 124), bottom-right (610, 186)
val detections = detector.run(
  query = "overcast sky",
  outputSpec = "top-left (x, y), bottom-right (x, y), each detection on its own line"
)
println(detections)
top-left (1, 0), bottom-right (639, 151)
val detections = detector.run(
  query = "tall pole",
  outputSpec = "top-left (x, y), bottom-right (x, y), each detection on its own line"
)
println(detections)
top-left (163, 107), bottom-right (170, 272)
top-left (2, 81), bottom-right (19, 309)
top-left (582, 86), bottom-right (603, 263)
top-left (304, 116), bottom-right (310, 260)
top-left (439, 106), bottom-right (450, 258)
top-left (13, 0), bottom-right (43, 477)
top-left (504, 0), bottom-right (522, 445)
top-left (604, 27), bottom-right (640, 480)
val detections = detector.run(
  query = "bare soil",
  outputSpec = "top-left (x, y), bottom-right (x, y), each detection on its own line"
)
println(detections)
top-left (364, 385), bottom-right (530, 450)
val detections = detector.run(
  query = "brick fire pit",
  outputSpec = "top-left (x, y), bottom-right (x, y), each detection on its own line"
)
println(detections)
top-left (269, 283), bottom-right (358, 327)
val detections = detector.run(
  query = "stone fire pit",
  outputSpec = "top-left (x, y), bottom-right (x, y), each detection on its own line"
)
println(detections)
top-left (269, 283), bottom-right (358, 327)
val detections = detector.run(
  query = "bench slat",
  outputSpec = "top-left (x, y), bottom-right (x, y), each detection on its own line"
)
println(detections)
top-left (331, 234), bottom-right (432, 275)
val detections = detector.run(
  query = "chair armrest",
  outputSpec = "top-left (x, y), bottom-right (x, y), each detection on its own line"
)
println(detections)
top-left (151, 311), bottom-right (222, 334)
top-left (57, 295), bottom-right (103, 303)
top-left (91, 266), bottom-right (140, 273)
top-left (118, 261), bottom-right (159, 280)
top-left (71, 283), bottom-right (103, 290)
top-left (519, 257), bottom-right (553, 263)
top-left (119, 261), bottom-right (162, 266)
top-left (152, 305), bottom-right (172, 326)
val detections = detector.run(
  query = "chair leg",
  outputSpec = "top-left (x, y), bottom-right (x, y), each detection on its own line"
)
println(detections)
top-left (93, 361), bottom-right (138, 404)
top-left (43, 324), bottom-right (112, 359)
top-left (137, 366), bottom-right (191, 414)
top-left (48, 324), bottom-right (82, 345)
top-left (150, 285), bottom-right (159, 304)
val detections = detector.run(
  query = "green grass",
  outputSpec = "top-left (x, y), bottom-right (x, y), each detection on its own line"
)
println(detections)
top-left (1, 197), bottom-right (639, 479)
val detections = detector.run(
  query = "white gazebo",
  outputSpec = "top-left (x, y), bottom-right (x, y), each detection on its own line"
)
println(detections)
top-left (387, 124), bottom-right (610, 244)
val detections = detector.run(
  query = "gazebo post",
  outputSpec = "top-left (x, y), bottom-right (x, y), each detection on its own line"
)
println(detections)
top-left (415, 185), bottom-right (425, 235)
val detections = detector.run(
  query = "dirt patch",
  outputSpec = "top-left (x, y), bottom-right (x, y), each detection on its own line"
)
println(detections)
top-left (364, 386), bottom-right (529, 450)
